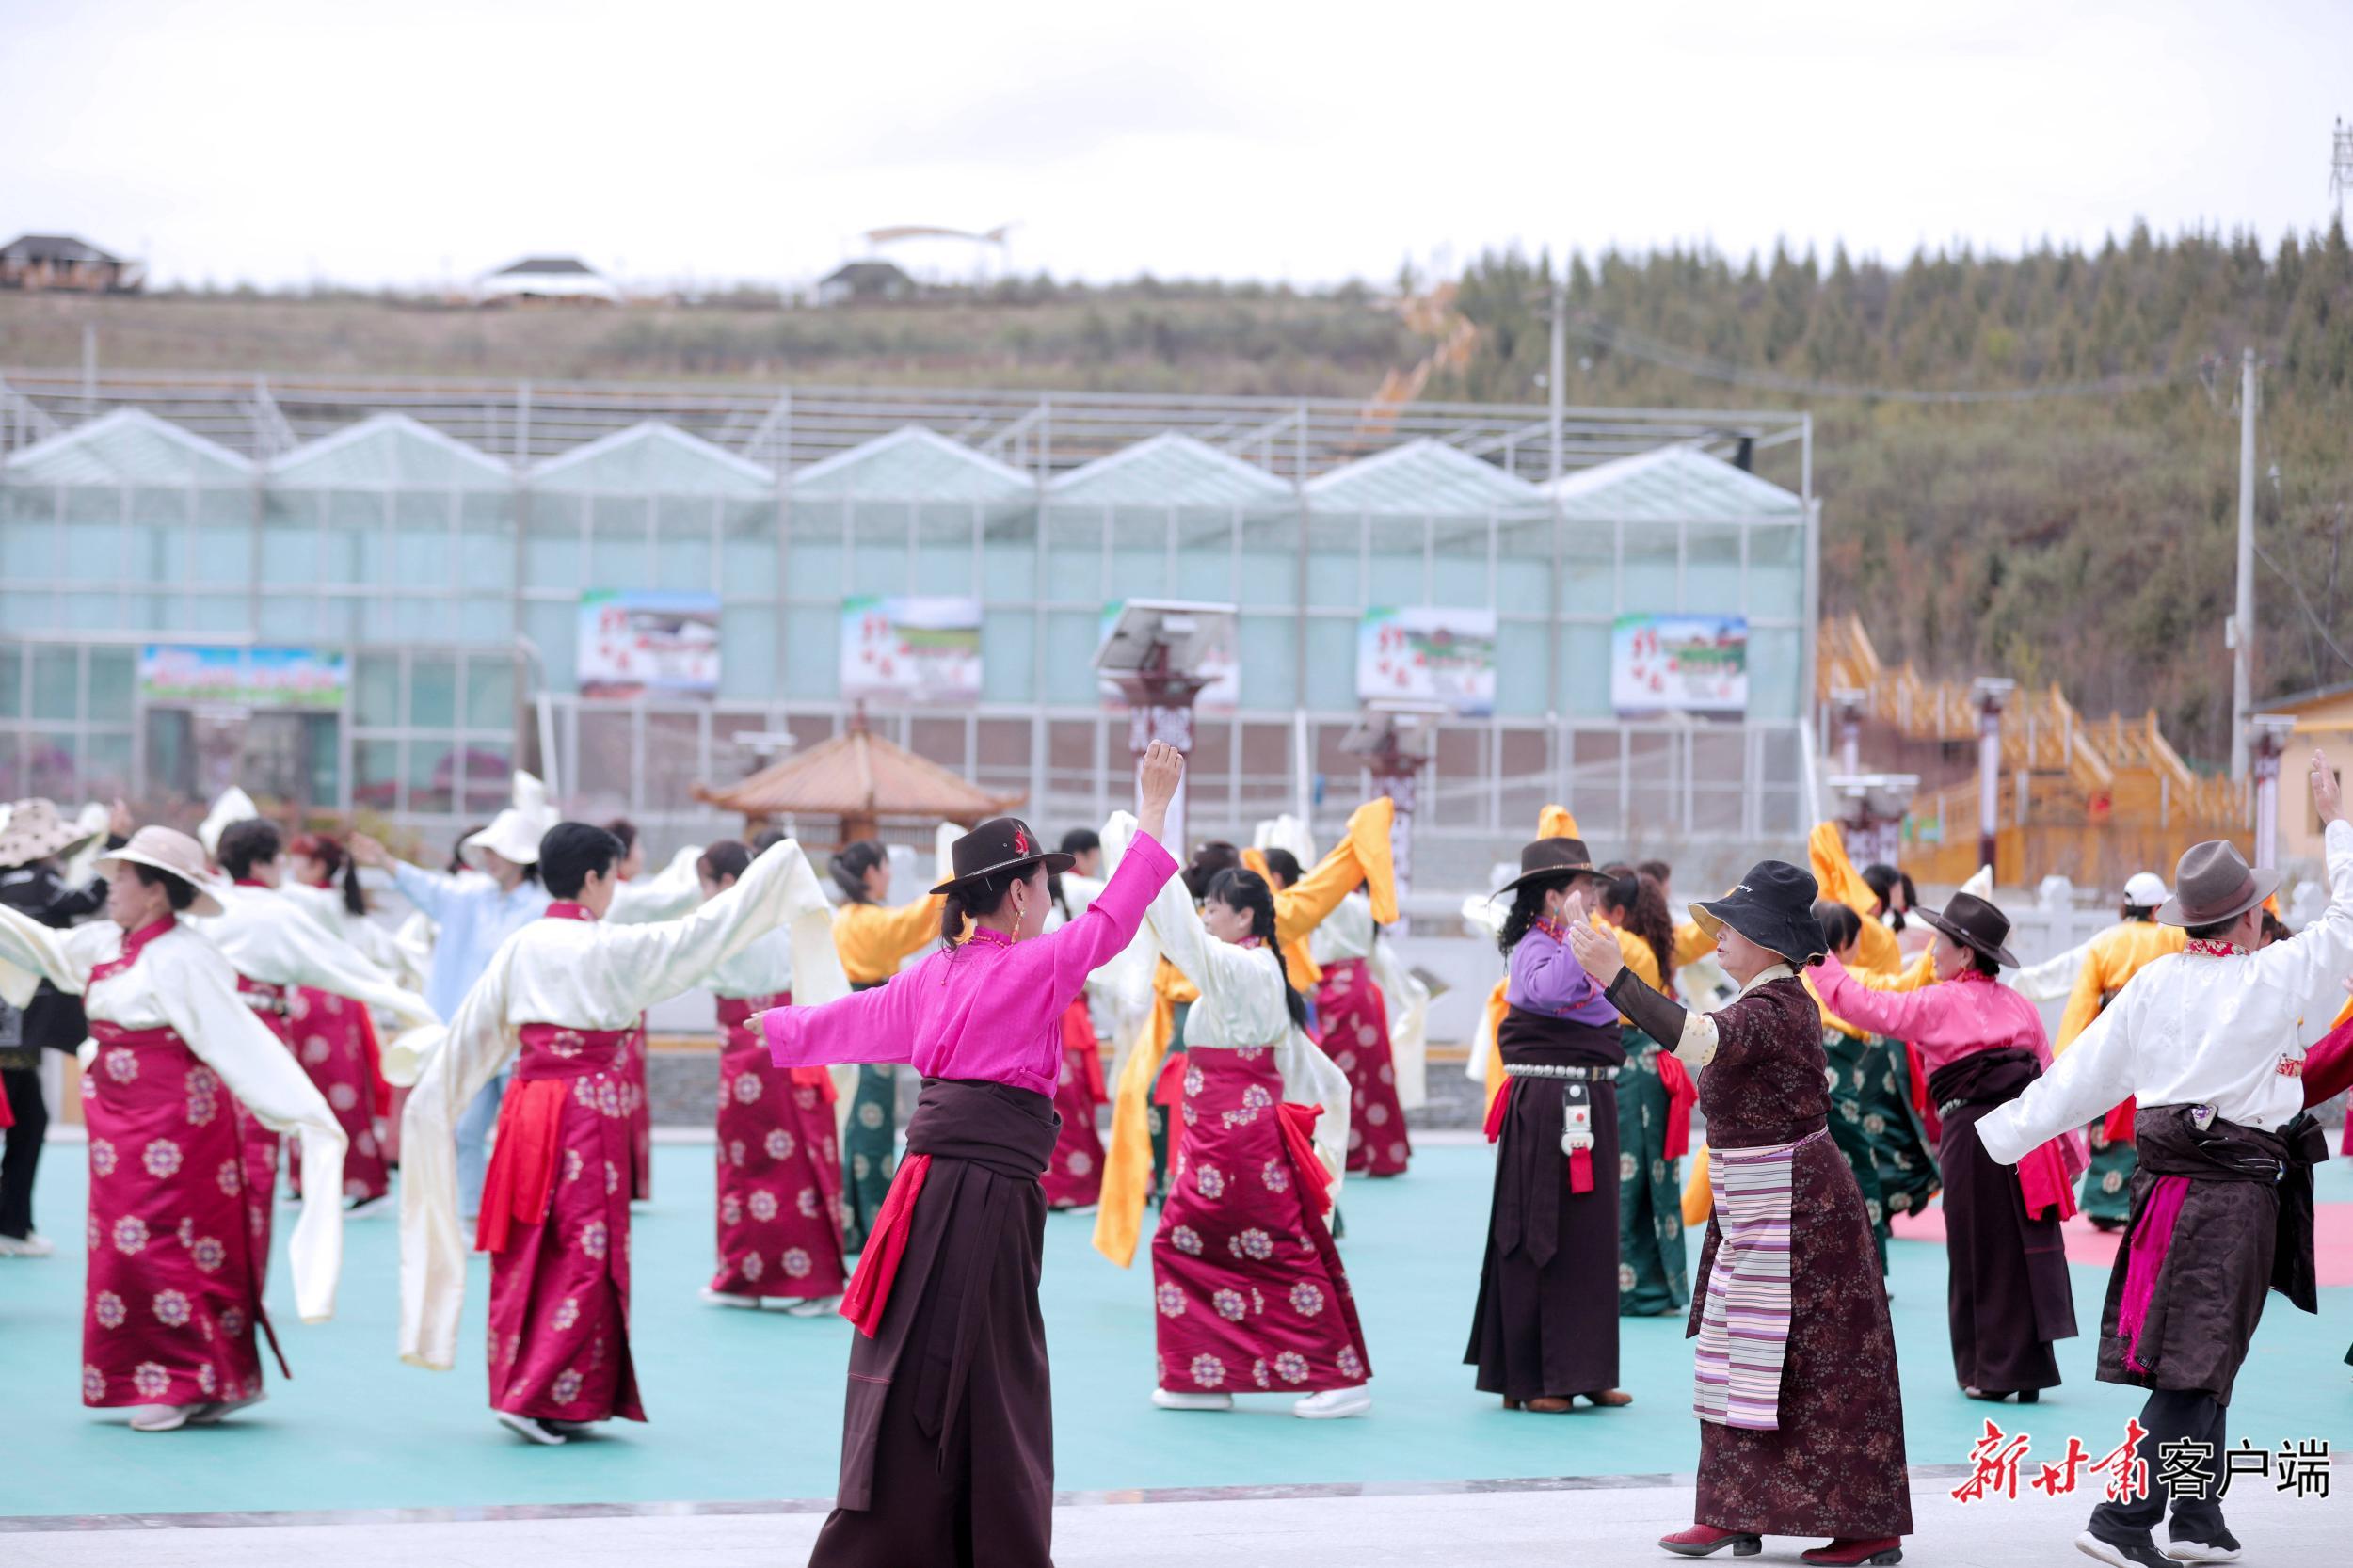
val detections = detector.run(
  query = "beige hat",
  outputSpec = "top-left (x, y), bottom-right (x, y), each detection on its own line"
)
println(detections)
top-left (97, 827), bottom-right (225, 917)
top-left (0, 798), bottom-right (105, 870)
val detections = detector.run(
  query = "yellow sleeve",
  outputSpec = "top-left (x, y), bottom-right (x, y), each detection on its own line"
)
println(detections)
top-left (1093, 985), bottom-right (1176, 1268)
top-left (1673, 920), bottom-right (1713, 968)
top-left (832, 894), bottom-right (946, 984)
top-left (1853, 915), bottom-right (1903, 978)
top-left (1609, 921), bottom-right (1662, 994)
top-left (1479, 978), bottom-right (1510, 1115)
top-left (1807, 821), bottom-right (1880, 920)
top-left (2055, 932), bottom-right (2111, 1053)
top-left (1273, 797), bottom-right (1398, 989)
top-left (1803, 972), bottom-right (1869, 1039)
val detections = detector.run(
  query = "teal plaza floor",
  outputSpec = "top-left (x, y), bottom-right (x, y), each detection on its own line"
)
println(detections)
top-left (4, 1135), bottom-right (2350, 1520)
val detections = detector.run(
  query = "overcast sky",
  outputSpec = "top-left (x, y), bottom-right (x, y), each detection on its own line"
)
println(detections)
top-left (3, 0), bottom-right (2347, 291)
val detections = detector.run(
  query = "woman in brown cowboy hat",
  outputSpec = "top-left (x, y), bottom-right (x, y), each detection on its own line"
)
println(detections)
top-left (0, 825), bottom-right (348, 1433)
top-left (0, 798), bottom-right (130, 1256)
top-left (1813, 888), bottom-right (2088, 1407)
top-left (1567, 860), bottom-right (1911, 1568)
top-left (1465, 834), bottom-right (1636, 1414)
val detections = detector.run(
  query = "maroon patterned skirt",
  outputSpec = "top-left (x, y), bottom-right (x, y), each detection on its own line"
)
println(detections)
top-left (232, 976), bottom-right (294, 1280)
top-left (80, 1020), bottom-right (274, 1409)
top-left (478, 1024), bottom-right (642, 1423)
top-left (711, 994), bottom-right (847, 1300)
top-left (1041, 999), bottom-right (1107, 1208)
top-left (1314, 957), bottom-right (1410, 1176)
top-left (286, 986), bottom-right (390, 1204)
top-left (621, 1016), bottom-right (653, 1203)
top-left (1152, 1045), bottom-right (1371, 1395)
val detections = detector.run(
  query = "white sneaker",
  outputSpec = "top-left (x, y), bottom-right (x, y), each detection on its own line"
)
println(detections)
top-left (1293, 1384), bottom-right (1372, 1419)
top-left (700, 1288), bottom-right (762, 1309)
top-left (496, 1411), bottom-right (568, 1446)
top-left (186, 1393), bottom-right (265, 1426)
top-left (129, 1403), bottom-right (193, 1432)
top-left (0, 1232), bottom-right (56, 1257)
top-left (2164, 1534), bottom-right (2243, 1563)
top-left (1151, 1388), bottom-right (1233, 1411)
top-left (782, 1295), bottom-right (840, 1318)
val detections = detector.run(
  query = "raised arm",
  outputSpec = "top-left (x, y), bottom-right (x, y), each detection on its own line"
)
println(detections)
top-left (1275, 796), bottom-right (1398, 944)
top-left (0, 902), bottom-right (101, 1003)
top-left (260, 903), bottom-right (439, 1030)
top-left (1040, 824), bottom-right (1176, 1000)
top-left (1808, 952), bottom-right (1975, 1046)
top-left (382, 856), bottom-right (465, 925)
top-left (2054, 936), bottom-right (2107, 1051)
top-left (2249, 766), bottom-right (2353, 1011)
top-left (759, 967), bottom-right (920, 1071)
top-left (1975, 991), bottom-right (2136, 1165)
top-left (604, 843), bottom-right (707, 926)
top-left (605, 839), bottom-right (844, 1014)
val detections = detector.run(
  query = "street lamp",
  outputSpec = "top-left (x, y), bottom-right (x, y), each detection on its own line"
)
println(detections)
top-left (1094, 600), bottom-right (1239, 858)
top-left (1338, 699), bottom-right (1449, 894)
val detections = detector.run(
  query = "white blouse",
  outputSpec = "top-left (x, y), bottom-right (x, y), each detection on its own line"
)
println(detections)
top-left (0, 910), bottom-right (348, 1324)
top-left (1103, 812), bottom-right (1352, 1189)
top-left (397, 839), bottom-right (846, 1372)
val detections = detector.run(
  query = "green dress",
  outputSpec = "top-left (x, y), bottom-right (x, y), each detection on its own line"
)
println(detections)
top-left (1615, 1028), bottom-right (1690, 1316)
top-left (2079, 1120), bottom-right (2137, 1226)
top-left (838, 982), bottom-right (897, 1255)
top-left (1822, 1025), bottom-right (1942, 1274)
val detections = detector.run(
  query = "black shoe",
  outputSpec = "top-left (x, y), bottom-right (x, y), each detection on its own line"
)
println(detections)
top-left (2162, 1529), bottom-right (2241, 1563)
top-left (2017, 1388), bottom-right (2040, 1404)
top-left (2074, 1529), bottom-right (2172, 1568)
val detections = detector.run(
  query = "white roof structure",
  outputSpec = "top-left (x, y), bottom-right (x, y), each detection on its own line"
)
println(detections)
top-left (269, 413), bottom-right (511, 488)
top-left (789, 425), bottom-right (1034, 504)
top-left (1047, 432), bottom-right (1291, 510)
top-left (1, 408), bottom-right (253, 485)
top-left (477, 255), bottom-right (619, 303)
top-left (1304, 438), bottom-right (1546, 515)
top-left (529, 421), bottom-right (774, 494)
top-left (1546, 443), bottom-right (1804, 523)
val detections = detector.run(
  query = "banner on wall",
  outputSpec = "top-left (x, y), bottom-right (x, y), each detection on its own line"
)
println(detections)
top-left (138, 646), bottom-right (347, 710)
top-left (1096, 600), bottom-right (1240, 712)
top-left (840, 595), bottom-right (983, 705)
top-left (1610, 614), bottom-right (1748, 718)
top-left (1355, 606), bottom-right (1497, 716)
top-left (578, 590), bottom-right (721, 698)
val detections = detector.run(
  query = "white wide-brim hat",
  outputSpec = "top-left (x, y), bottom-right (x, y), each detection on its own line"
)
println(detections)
top-left (196, 786), bottom-right (260, 860)
top-left (461, 771), bottom-right (556, 870)
top-left (97, 826), bottom-right (226, 917)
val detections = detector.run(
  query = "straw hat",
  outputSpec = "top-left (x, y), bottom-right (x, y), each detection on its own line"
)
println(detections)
top-left (0, 798), bottom-right (105, 870)
top-left (97, 827), bottom-right (225, 917)
top-left (462, 771), bottom-right (558, 870)
top-left (196, 787), bottom-right (259, 859)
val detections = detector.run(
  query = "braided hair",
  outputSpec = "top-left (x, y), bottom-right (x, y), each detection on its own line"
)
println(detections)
top-left (830, 840), bottom-right (888, 905)
top-left (288, 831), bottom-right (368, 918)
top-left (1497, 872), bottom-right (1578, 958)
top-left (1602, 871), bottom-right (1676, 989)
top-left (1204, 866), bottom-right (1308, 1032)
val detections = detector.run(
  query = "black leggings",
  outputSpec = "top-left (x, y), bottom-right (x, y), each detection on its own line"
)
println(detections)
top-left (0, 1065), bottom-right (49, 1240)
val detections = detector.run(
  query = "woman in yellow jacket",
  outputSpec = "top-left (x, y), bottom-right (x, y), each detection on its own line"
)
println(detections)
top-left (826, 840), bottom-right (944, 1252)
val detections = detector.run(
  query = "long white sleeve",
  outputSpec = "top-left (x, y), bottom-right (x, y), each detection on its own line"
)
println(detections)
top-left (1369, 931), bottom-right (1432, 1111)
top-left (0, 903), bottom-right (109, 1004)
top-left (1975, 995), bottom-right (2136, 1165)
top-left (2249, 818), bottom-right (2353, 1016)
top-left (146, 933), bottom-right (348, 1323)
top-left (195, 890), bottom-right (439, 1030)
top-left (397, 938), bottom-right (521, 1371)
top-left (605, 844), bottom-right (707, 926)
top-left (604, 840), bottom-right (837, 1013)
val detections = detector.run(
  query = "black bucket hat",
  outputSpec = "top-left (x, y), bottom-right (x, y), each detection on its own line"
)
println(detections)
top-left (1914, 890), bottom-right (2020, 968)
top-left (929, 816), bottom-right (1074, 894)
top-left (1690, 860), bottom-right (1829, 967)
top-left (1491, 837), bottom-right (1610, 900)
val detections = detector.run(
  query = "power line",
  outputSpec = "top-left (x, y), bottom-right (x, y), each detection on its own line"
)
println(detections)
top-left (2255, 537), bottom-right (2353, 679)
top-left (1570, 316), bottom-right (2184, 405)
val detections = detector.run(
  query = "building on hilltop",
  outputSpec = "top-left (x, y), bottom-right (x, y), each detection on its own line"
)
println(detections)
top-left (817, 260), bottom-right (917, 307)
top-left (0, 233), bottom-right (142, 293)
top-left (477, 256), bottom-right (620, 305)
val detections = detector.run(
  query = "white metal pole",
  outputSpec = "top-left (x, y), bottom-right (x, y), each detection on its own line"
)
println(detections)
top-left (2231, 348), bottom-right (2258, 780)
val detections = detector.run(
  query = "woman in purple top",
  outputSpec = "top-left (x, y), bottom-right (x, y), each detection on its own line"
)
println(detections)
top-left (757, 743), bottom-right (1183, 1568)
top-left (1465, 837), bottom-right (1635, 1413)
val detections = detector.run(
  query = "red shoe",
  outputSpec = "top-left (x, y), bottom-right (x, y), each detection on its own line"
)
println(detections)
top-left (1801, 1539), bottom-right (1903, 1566)
top-left (1659, 1525), bottom-right (1762, 1558)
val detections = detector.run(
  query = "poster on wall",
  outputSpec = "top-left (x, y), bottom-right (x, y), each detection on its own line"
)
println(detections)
top-left (1610, 614), bottom-right (1749, 718)
top-left (138, 646), bottom-right (347, 709)
top-left (1096, 600), bottom-right (1240, 712)
top-left (1355, 606), bottom-right (1497, 716)
top-left (840, 596), bottom-right (984, 705)
top-left (578, 590), bottom-right (721, 699)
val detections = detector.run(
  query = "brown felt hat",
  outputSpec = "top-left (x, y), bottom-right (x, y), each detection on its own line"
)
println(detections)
top-left (1490, 836), bottom-right (1610, 900)
top-left (930, 816), bottom-right (1073, 894)
top-left (1914, 890), bottom-right (2020, 969)
top-left (2157, 840), bottom-right (2278, 929)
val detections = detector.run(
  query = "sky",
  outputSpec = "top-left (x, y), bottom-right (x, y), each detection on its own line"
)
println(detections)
top-left (2, 0), bottom-right (2348, 292)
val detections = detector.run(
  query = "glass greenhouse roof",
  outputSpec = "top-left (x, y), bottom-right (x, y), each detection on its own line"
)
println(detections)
top-left (1546, 443), bottom-right (1803, 523)
top-left (269, 412), bottom-right (510, 489)
top-left (528, 420), bottom-right (774, 495)
top-left (3, 408), bottom-right (253, 485)
top-left (789, 425), bottom-right (1034, 504)
top-left (1302, 438), bottom-right (1545, 516)
top-left (1046, 432), bottom-right (1292, 509)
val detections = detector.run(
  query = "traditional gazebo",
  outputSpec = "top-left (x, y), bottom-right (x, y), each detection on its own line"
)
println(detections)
top-left (691, 712), bottom-right (1020, 850)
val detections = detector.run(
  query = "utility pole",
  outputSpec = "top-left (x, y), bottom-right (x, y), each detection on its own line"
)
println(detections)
top-left (2230, 348), bottom-right (2260, 780)
top-left (2333, 118), bottom-right (2353, 231)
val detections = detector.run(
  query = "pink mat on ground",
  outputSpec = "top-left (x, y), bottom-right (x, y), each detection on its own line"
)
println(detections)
top-left (1888, 1202), bottom-right (2353, 1286)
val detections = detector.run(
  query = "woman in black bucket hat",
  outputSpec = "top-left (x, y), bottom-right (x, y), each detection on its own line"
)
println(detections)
top-left (1813, 888), bottom-right (2088, 1413)
top-left (1565, 860), bottom-right (1912, 1568)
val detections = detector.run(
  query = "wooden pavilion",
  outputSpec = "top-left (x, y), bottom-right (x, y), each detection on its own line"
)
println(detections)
top-left (691, 712), bottom-right (1019, 852)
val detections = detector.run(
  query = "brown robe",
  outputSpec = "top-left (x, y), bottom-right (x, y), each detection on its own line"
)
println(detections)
top-left (1680, 977), bottom-right (1913, 1541)
top-left (1927, 1047), bottom-right (2077, 1393)
top-left (1465, 1008), bottom-right (1625, 1400)
top-left (810, 1078), bottom-right (1060, 1568)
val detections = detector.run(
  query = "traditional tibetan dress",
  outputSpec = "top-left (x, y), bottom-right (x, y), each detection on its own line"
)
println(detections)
top-left (602, 847), bottom-right (713, 1205)
top-left (1130, 847), bottom-right (1362, 1402)
top-left (831, 890), bottom-right (947, 1251)
top-left (759, 828), bottom-right (1175, 1568)
top-left (1310, 892), bottom-right (1413, 1177)
top-left (1603, 924), bottom-right (1697, 1317)
top-left (396, 842), bottom-right (841, 1425)
top-left (1813, 956), bottom-right (2085, 1395)
top-left (1610, 965), bottom-right (1913, 1542)
top-left (709, 924), bottom-right (846, 1302)
top-left (0, 908), bottom-right (346, 1411)
top-left (2057, 920), bottom-right (2187, 1225)
top-left (1466, 917), bottom-right (1628, 1398)
top-left (1040, 873), bottom-right (1112, 1209)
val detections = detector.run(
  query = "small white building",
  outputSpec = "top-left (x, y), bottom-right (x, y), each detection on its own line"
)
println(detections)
top-left (476, 255), bottom-right (619, 305)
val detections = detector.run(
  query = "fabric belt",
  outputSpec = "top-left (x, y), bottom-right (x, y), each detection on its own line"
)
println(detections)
top-left (236, 975), bottom-right (288, 1016)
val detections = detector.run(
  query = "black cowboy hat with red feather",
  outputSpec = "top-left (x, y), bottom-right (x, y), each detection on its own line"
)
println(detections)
top-left (929, 816), bottom-right (1075, 893)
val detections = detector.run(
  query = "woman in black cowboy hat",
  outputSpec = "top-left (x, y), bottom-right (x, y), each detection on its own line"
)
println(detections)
top-left (1465, 835), bottom-right (1636, 1414)
top-left (1813, 889), bottom-right (2085, 1408)
top-left (1567, 861), bottom-right (1911, 1568)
